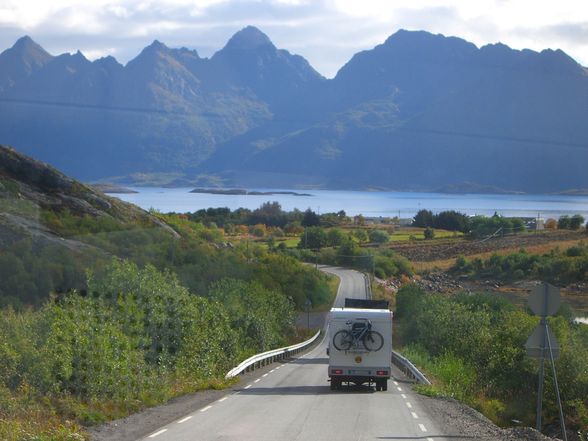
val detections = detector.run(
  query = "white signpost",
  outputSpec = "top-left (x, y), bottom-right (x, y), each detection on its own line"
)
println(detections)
top-left (526, 282), bottom-right (566, 441)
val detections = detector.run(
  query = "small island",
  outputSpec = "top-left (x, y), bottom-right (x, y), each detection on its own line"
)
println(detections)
top-left (189, 188), bottom-right (313, 197)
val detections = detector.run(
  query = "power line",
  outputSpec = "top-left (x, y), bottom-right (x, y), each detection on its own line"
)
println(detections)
top-left (1, 97), bottom-right (588, 151)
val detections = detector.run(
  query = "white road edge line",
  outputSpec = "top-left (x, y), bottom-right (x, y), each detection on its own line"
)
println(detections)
top-left (411, 412), bottom-right (419, 419)
top-left (393, 381), bottom-right (399, 385)
top-left (178, 416), bottom-right (192, 424)
top-left (401, 394), bottom-right (407, 399)
top-left (262, 373), bottom-right (268, 377)
top-left (270, 369), bottom-right (276, 373)
top-left (200, 405), bottom-right (212, 413)
top-left (254, 379), bottom-right (260, 383)
top-left (218, 397), bottom-right (228, 402)
top-left (419, 424), bottom-right (427, 432)
top-left (427, 438), bottom-right (435, 441)
top-left (406, 402), bottom-right (413, 409)
top-left (397, 387), bottom-right (402, 391)
top-left (244, 384), bottom-right (252, 389)
top-left (148, 429), bottom-right (167, 438)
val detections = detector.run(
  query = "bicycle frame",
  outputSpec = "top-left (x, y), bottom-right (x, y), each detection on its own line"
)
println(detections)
top-left (346, 319), bottom-right (371, 347)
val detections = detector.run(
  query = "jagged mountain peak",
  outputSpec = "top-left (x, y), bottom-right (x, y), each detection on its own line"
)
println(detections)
top-left (382, 29), bottom-right (478, 57)
top-left (94, 55), bottom-right (122, 67)
top-left (126, 39), bottom-right (173, 69)
top-left (13, 35), bottom-right (38, 50)
top-left (0, 35), bottom-right (53, 90)
top-left (223, 26), bottom-right (274, 51)
top-left (5, 35), bottom-right (52, 61)
top-left (146, 39), bottom-right (168, 51)
top-left (72, 50), bottom-right (88, 61)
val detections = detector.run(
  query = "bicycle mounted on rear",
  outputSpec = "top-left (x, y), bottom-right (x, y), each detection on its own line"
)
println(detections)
top-left (332, 318), bottom-right (384, 352)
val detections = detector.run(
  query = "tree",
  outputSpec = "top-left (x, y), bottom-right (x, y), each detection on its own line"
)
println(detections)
top-left (250, 202), bottom-right (286, 227)
top-left (545, 218), bottom-right (557, 230)
top-left (424, 227), bottom-right (435, 240)
top-left (352, 229), bottom-right (369, 243)
top-left (284, 221), bottom-right (304, 236)
top-left (327, 228), bottom-right (346, 247)
top-left (298, 227), bottom-right (328, 249)
top-left (354, 214), bottom-right (366, 226)
top-left (570, 214), bottom-right (585, 230)
top-left (250, 224), bottom-right (266, 237)
top-left (435, 210), bottom-right (470, 233)
top-left (368, 229), bottom-right (390, 244)
top-left (413, 209), bottom-right (434, 227)
top-left (302, 209), bottom-right (320, 227)
top-left (558, 215), bottom-right (571, 229)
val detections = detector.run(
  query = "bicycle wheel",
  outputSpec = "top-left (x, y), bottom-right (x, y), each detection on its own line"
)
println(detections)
top-left (363, 330), bottom-right (384, 351)
top-left (333, 330), bottom-right (353, 351)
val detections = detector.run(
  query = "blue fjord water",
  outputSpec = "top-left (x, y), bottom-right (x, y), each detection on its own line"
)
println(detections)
top-left (109, 188), bottom-right (588, 219)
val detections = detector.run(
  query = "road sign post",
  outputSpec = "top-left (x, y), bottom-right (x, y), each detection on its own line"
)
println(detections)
top-left (526, 282), bottom-right (567, 441)
top-left (304, 298), bottom-right (312, 329)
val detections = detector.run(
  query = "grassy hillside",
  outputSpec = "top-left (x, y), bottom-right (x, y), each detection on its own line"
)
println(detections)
top-left (0, 146), bottom-right (333, 440)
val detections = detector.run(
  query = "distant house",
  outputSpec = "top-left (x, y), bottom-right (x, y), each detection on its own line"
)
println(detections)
top-left (522, 217), bottom-right (545, 230)
top-left (399, 218), bottom-right (413, 227)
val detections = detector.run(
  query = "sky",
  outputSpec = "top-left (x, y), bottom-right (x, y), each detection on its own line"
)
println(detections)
top-left (1, 0), bottom-right (587, 78)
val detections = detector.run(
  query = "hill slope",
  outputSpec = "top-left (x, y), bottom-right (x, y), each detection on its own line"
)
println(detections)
top-left (0, 144), bottom-right (179, 303)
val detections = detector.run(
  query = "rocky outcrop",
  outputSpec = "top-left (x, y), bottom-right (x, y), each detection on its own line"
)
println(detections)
top-left (0, 144), bottom-right (179, 238)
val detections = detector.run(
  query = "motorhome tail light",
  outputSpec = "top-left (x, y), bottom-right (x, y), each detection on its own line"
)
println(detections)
top-left (332, 369), bottom-right (343, 375)
top-left (376, 370), bottom-right (388, 376)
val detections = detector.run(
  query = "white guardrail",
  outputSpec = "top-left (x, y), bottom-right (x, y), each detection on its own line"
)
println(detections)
top-left (226, 330), bottom-right (322, 379)
top-left (391, 350), bottom-right (431, 385)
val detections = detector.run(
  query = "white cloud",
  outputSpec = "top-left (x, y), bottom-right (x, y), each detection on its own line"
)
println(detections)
top-left (0, 0), bottom-right (587, 76)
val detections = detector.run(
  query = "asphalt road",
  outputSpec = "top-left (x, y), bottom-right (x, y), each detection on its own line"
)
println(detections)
top-left (140, 267), bottom-right (444, 441)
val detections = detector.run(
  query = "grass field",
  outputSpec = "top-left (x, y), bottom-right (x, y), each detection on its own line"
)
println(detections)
top-left (413, 237), bottom-right (587, 272)
top-left (388, 227), bottom-right (462, 242)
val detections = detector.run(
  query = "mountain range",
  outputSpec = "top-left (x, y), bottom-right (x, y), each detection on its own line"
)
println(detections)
top-left (1, 26), bottom-right (587, 193)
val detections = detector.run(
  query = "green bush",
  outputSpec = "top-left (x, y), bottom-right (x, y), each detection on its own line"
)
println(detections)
top-left (368, 229), bottom-right (390, 244)
top-left (451, 243), bottom-right (588, 284)
top-left (395, 285), bottom-right (588, 432)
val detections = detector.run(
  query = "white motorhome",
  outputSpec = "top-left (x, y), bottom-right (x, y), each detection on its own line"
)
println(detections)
top-left (327, 300), bottom-right (392, 391)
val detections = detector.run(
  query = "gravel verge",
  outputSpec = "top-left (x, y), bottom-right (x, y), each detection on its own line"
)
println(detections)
top-left (415, 393), bottom-right (557, 441)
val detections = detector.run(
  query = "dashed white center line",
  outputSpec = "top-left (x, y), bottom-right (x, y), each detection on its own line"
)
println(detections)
top-left (244, 384), bottom-right (252, 389)
top-left (262, 373), bottom-right (268, 377)
top-left (406, 402), bottom-right (413, 409)
top-left (178, 416), bottom-right (192, 424)
top-left (393, 381), bottom-right (399, 385)
top-left (397, 387), bottom-right (403, 391)
top-left (401, 394), bottom-right (407, 399)
top-left (411, 412), bottom-right (419, 419)
top-left (427, 438), bottom-right (435, 441)
top-left (200, 405), bottom-right (212, 413)
top-left (419, 424), bottom-right (427, 432)
top-left (148, 429), bottom-right (167, 438)
top-left (218, 397), bottom-right (228, 402)
top-left (254, 379), bottom-right (261, 383)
